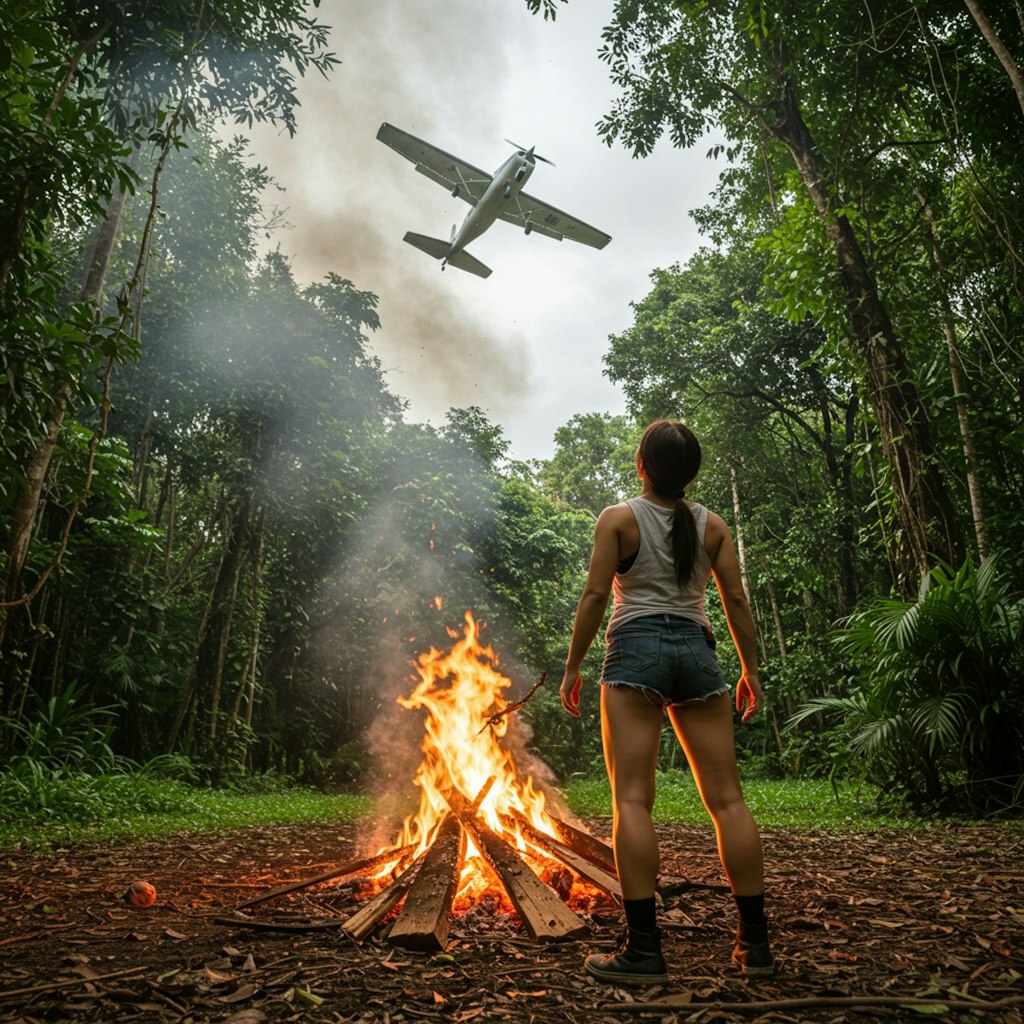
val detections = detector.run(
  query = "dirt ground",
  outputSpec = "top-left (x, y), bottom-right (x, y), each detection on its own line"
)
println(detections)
top-left (1, 818), bottom-right (1022, 1023)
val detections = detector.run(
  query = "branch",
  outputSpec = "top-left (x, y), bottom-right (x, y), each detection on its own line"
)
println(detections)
top-left (963, 0), bottom-right (1024, 118)
top-left (860, 137), bottom-right (948, 163)
top-left (599, 993), bottom-right (1024, 1015)
top-left (0, 966), bottom-right (146, 1003)
top-left (477, 673), bottom-right (547, 735)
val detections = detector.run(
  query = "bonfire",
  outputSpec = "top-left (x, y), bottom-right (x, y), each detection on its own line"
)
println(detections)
top-left (224, 611), bottom-right (619, 950)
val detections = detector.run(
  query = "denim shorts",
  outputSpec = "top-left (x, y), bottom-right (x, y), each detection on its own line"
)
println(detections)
top-left (601, 615), bottom-right (729, 708)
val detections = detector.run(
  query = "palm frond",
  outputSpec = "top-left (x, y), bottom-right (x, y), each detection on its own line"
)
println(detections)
top-left (907, 694), bottom-right (970, 754)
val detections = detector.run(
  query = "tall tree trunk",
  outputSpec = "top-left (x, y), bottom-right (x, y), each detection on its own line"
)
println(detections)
top-left (963, 0), bottom-right (1024, 118)
top-left (917, 191), bottom-right (991, 560)
top-left (729, 463), bottom-right (753, 600)
top-left (0, 112), bottom-right (178, 651)
top-left (819, 391), bottom-right (860, 613)
top-left (81, 148), bottom-right (138, 299)
top-left (0, 398), bottom-right (66, 713)
top-left (770, 75), bottom-right (963, 582)
top-left (760, 562), bottom-right (787, 662)
top-left (729, 463), bottom-right (769, 663)
top-left (228, 512), bottom-right (265, 752)
top-left (191, 492), bottom-right (254, 766)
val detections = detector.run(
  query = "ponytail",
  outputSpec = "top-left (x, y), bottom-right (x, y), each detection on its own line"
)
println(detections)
top-left (670, 499), bottom-right (699, 586)
top-left (637, 420), bottom-right (703, 585)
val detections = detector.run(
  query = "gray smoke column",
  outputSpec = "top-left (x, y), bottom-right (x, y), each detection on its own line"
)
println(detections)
top-left (244, 0), bottom-right (533, 424)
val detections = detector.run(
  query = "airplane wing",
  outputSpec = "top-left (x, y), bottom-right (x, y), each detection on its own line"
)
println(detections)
top-left (377, 123), bottom-right (492, 205)
top-left (499, 190), bottom-right (612, 249)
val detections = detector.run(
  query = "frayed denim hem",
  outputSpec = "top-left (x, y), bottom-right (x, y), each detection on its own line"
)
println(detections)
top-left (600, 678), bottom-right (730, 710)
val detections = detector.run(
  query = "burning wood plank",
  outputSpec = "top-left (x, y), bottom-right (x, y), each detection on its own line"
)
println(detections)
top-left (342, 853), bottom-right (425, 942)
top-left (388, 815), bottom-right (466, 951)
top-left (500, 814), bottom-right (621, 902)
top-left (235, 844), bottom-right (416, 910)
top-left (541, 812), bottom-right (616, 872)
top-left (445, 790), bottom-right (588, 942)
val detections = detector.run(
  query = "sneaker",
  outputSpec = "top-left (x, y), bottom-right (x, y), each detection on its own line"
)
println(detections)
top-left (585, 927), bottom-right (669, 987)
top-left (731, 936), bottom-right (776, 977)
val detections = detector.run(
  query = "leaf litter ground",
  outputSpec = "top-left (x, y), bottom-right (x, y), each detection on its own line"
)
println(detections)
top-left (1, 819), bottom-right (1022, 1023)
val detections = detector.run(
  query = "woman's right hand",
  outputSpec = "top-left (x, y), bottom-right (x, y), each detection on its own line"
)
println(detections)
top-left (560, 669), bottom-right (583, 718)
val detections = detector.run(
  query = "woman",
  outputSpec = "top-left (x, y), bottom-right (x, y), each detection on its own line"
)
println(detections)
top-left (560, 420), bottom-right (774, 985)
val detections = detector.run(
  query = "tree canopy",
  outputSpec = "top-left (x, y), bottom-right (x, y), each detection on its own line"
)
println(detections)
top-left (1, 0), bottom-right (1021, 816)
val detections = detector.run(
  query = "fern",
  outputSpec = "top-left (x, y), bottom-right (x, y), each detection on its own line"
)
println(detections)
top-left (788, 552), bottom-right (1024, 815)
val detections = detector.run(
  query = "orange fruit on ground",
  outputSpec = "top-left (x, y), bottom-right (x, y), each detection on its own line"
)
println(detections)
top-left (124, 880), bottom-right (156, 907)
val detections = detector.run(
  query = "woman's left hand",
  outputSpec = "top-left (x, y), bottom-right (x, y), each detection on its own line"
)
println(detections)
top-left (736, 673), bottom-right (763, 723)
top-left (560, 670), bottom-right (583, 717)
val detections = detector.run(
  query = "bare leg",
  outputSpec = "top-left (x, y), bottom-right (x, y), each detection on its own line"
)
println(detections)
top-left (668, 694), bottom-right (764, 896)
top-left (600, 685), bottom-right (664, 899)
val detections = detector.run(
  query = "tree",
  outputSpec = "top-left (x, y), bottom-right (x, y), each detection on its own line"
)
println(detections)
top-left (586, 1), bottom-right (967, 579)
top-left (1, 0), bottom-right (337, 682)
top-left (538, 413), bottom-right (641, 517)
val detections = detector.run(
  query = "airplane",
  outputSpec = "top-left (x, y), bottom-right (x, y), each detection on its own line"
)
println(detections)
top-left (376, 122), bottom-right (611, 278)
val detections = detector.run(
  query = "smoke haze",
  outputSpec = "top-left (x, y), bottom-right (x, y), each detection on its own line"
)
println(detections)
top-left (245, 0), bottom-right (533, 424)
top-left (240, 1), bottom-right (724, 461)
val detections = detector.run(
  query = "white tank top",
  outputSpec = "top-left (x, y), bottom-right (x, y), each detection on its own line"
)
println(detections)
top-left (605, 497), bottom-right (712, 638)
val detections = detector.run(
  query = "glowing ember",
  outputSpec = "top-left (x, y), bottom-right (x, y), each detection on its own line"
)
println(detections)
top-left (379, 610), bottom-right (561, 903)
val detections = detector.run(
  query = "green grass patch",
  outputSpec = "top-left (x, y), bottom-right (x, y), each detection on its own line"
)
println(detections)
top-left (0, 770), bottom-right (371, 852)
top-left (564, 769), bottom-right (921, 829)
top-left (2, 763), bottom-right (931, 853)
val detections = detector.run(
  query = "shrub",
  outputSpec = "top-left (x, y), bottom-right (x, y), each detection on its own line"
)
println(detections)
top-left (789, 554), bottom-right (1024, 815)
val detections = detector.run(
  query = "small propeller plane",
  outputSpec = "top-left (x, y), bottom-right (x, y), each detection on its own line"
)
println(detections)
top-left (376, 122), bottom-right (611, 278)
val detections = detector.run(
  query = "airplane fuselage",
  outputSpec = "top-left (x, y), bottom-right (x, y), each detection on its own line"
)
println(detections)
top-left (448, 152), bottom-right (536, 257)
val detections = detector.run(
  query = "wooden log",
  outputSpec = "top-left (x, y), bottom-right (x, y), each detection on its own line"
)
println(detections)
top-left (342, 853), bottom-right (425, 942)
top-left (214, 914), bottom-right (345, 932)
top-left (445, 791), bottom-right (588, 943)
top-left (471, 775), bottom-right (497, 809)
top-left (500, 814), bottom-right (621, 902)
top-left (534, 811), bottom-right (616, 872)
top-left (235, 843), bottom-right (416, 909)
top-left (388, 815), bottom-right (466, 951)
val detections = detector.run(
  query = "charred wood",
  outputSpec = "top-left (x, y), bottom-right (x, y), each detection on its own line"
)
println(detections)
top-left (521, 810), bottom-right (616, 873)
top-left (500, 814), bottom-right (621, 902)
top-left (235, 843), bottom-right (416, 909)
top-left (445, 790), bottom-right (588, 942)
top-left (342, 853), bottom-right (425, 942)
top-left (389, 815), bottom-right (466, 951)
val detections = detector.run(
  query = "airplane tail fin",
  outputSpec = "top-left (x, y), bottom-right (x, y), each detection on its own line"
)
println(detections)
top-left (403, 231), bottom-right (492, 279)
top-left (403, 231), bottom-right (450, 261)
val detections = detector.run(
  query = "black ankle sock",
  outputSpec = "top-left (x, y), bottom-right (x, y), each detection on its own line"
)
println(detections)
top-left (623, 896), bottom-right (658, 933)
top-left (733, 893), bottom-right (767, 933)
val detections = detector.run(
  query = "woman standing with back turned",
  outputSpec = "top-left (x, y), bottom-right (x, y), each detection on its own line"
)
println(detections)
top-left (561, 419), bottom-right (774, 985)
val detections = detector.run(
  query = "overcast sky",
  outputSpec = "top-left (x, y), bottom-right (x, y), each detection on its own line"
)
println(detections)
top-left (244, 0), bottom-right (724, 463)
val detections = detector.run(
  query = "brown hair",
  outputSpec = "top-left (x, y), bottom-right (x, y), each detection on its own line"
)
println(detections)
top-left (637, 420), bottom-right (703, 585)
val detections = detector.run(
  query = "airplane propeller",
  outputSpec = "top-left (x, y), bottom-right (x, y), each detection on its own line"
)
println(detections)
top-left (505, 139), bottom-right (555, 165)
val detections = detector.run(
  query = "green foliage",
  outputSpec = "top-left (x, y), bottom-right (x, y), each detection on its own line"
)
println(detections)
top-left (790, 555), bottom-right (1024, 815)
top-left (1, 678), bottom-right (120, 769)
top-left (564, 770), bottom-right (912, 829)
top-left (0, 759), bottom-right (201, 826)
top-left (0, 772), bottom-right (371, 850)
top-left (539, 413), bottom-right (642, 516)
top-left (4, 0), bottom-right (1022, 826)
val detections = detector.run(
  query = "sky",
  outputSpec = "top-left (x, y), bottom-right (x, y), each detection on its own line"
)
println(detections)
top-left (244, 0), bottom-right (724, 463)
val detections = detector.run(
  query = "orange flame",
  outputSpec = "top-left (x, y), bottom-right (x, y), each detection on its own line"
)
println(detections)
top-left (382, 610), bottom-right (558, 900)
